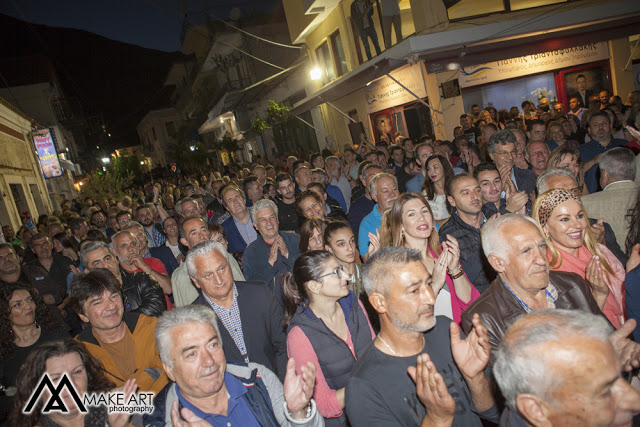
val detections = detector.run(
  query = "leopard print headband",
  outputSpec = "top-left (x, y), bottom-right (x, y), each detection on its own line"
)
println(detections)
top-left (537, 189), bottom-right (581, 228)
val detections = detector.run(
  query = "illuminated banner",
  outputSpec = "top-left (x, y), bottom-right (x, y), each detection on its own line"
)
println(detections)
top-left (32, 128), bottom-right (62, 179)
top-left (364, 62), bottom-right (428, 114)
top-left (458, 42), bottom-right (610, 88)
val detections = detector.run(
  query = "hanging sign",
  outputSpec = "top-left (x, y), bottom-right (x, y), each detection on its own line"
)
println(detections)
top-left (364, 62), bottom-right (428, 114)
top-left (32, 128), bottom-right (62, 179)
top-left (459, 42), bottom-right (610, 88)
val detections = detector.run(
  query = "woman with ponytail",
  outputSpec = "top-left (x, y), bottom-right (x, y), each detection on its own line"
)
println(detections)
top-left (283, 251), bottom-right (374, 426)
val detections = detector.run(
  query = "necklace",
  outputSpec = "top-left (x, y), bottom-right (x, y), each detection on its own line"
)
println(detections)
top-left (377, 334), bottom-right (425, 357)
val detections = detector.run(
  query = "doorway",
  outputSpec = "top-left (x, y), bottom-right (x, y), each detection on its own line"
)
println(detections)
top-left (10, 184), bottom-right (29, 218)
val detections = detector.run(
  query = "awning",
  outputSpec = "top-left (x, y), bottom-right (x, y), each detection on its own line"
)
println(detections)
top-left (290, 0), bottom-right (640, 116)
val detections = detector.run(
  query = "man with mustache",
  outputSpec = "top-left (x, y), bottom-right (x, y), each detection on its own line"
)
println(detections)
top-left (439, 174), bottom-right (496, 293)
top-left (474, 163), bottom-right (527, 218)
top-left (346, 246), bottom-right (499, 427)
top-left (358, 172), bottom-right (399, 262)
top-left (461, 214), bottom-right (640, 372)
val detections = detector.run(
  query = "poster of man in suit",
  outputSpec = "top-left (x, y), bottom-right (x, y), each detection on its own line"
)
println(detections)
top-left (565, 67), bottom-right (609, 108)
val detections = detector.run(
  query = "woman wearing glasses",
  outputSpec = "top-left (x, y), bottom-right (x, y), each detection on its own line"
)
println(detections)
top-left (283, 251), bottom-right (375, 426)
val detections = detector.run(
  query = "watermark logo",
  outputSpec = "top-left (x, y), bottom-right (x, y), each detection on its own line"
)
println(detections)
top-left (23, 373), bottom-right (154, 415)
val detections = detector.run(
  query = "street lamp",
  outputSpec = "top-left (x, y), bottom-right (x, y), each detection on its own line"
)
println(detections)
top-left (189, 145), bottom-right (196, 152)
top-left (310, 67), bottom-right (322, 81)
top-left (101, 157), bottom-right (110, 164)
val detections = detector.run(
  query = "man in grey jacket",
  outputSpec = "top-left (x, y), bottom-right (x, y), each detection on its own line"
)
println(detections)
top-left (144, 305), bottom-right (323, 426)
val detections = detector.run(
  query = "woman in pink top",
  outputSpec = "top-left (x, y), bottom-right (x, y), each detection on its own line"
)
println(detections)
top-left (283, 251), bottom-right (374, 426)
top-left (533, 189), bottom-right (625, 327)
top-left (378, 192), bottom-right (480, 323)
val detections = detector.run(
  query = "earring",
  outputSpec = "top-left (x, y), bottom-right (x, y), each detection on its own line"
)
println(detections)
top-left (401, 229), bottom-right (405, 238)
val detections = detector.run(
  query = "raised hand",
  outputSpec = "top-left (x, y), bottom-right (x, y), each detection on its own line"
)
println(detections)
top-left (170, 401), bottom-right (213, 427)
top-left (505, 186), bottom-right (528, 214)
top-left (450, 314), bottom-right (490, 380)
top-left (591, 218), bottom-right (606, 245)
top-left (283, 358), bottom-right (316, 419)
top-left (368, 230), bottom-right (381, 256)
top-left (107, 379), bottom-right (137, 427)
top-left (277, 235), bottom-right (290, 259)
top-left (609, 319), bottom-right (640, 372)
top-left (443, 236), bottom-right (461, 272)
top-left (408, 353), bottom-right (455, 427)
top-left (268, 239), bottom-right (280, 266)
top-left (585, 256), bottom-right (610, 297)
top-left (431, 249), bottom-right (449, 297)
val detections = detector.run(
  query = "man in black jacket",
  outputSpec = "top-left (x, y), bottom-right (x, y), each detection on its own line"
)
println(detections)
top-left (187, 240), bottom-right (288, 381)
top-left (439, 173), bottom-right (496, 293)
top-left (80, 240), bottom-right (166, 316)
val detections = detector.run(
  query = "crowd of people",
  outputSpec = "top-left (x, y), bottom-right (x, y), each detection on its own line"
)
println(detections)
top-left (1, 89), bottom-right (640, 426)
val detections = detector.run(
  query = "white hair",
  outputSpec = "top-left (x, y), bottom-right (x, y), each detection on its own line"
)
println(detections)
top-left (185, 240), bottom-right (228, 279)
top-left (250, 199), bottom-right (278, 223)
top-left (367, 172), bottom-right (397, 199)
top-left (494, 309), bottom-right (612, 410)
top-left (481, 214), bottom-right (537, 262)
top-left (536, 167), bottom-right (576, 194)
top-left (155, 305), bottom-right (223, 368)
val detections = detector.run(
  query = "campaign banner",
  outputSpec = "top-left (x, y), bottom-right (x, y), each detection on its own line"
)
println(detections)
top-left (364, 62), bottom-right (428, 113)
top-left (32, 128), bottom-right (62, 179)
top-left (459, 42), bottom-right (610, 88)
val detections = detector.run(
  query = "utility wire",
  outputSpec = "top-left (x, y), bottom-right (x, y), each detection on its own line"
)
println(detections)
top-left (209, 13), bottom-right (302, 49)
top-left (0, 71), bottom-right (26, 114)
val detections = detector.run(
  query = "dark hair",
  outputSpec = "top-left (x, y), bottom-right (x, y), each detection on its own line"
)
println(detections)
top-left (90, 209), bottom-right (105, 220)
top-left (323, 220), bottom-right (352, 245)
top-left (69, 269), bottom-right (123, 316)
top-left (344, 148), bottom-right (356, 155)
top-left (299, 218), bottom-right (326, 252)
top-left (135, 203), bottom-right (153, 216)
top-left (310, 153), bottom-right (323, 166)
top-left (445, 172), bottom-right (474, 198)
top-left (472, 162), bottom-right (499, 179)
top-left (527, 119), bottom-right (546, 132)
top-left (10, 339), bottom-right (115, 426)
top-left (421, 155), bottom-right (454, 200)
top-left (295, 191), bottom-right (323, 218)
top-left (275, 172), bottom-right (292, 185)
top-left (521, 100), bottom-right (532, 108)
top-left (576, 73), bottom-right (586, 81)
top-left (471, 104), bottom-right (479, 109)
top-left (292, 159), bottom-right (307, 172)
top-left (307, 182), bottom-right (325, 194)
top-left (85, 229), bottom-right (110, 244)
top-left (282, 250), bottom-right (334, 328)
top-left (390, 146), bottom-right (404, 156)
top-left (242, 176), bottom-right (259, 194)
top-left (116, 210), bottom-right (131, 220)
top-left (53, 232), bottom-right (78, 253)
top-left (208, 223), bottom-right (226, 238)
top-left (68, 217), bottom-right (87, 232)
top-left (179, 215), bottom-right (206, 239)
top-left (0, 283), bottom-right (58, 359)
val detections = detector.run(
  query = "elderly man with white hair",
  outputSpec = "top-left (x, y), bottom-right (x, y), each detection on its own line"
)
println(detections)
top-left (188, 240), bottom-right (288, 381)
top-left (242, 199), bottom-right (300, 306)
top-left (494, 309), bottom-right (640, 426)
top-left (461, 214), bottom-right (640, 370)
top-left (144, 305), bottom-right (323, 426)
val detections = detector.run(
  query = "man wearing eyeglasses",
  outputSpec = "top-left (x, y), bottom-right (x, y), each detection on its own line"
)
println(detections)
top-left (188, 240), bottom-right (288, 381)
top-left (487, 130), bottom-right (537, 197)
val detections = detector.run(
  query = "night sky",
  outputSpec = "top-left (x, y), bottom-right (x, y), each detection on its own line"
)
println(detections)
top-left (0, 0), bottom-right (282, 52)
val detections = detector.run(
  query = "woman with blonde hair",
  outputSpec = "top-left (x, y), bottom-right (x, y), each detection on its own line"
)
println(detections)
top-left (299, 217), bottom-right (327, 252)
top-left (546, 120), bottom-right (579, 150)
top-left (532, 189), bottom-right (625, 327)
top-left (546, 146), bottom-right (589, 195)
top-left (379, 192), bottom-right (479, 323)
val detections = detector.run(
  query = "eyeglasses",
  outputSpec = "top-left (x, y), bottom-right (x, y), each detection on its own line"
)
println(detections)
top-left (318, 264), bottom-right (345, 279)
top-left (495, 149), bottom-right (516, 158)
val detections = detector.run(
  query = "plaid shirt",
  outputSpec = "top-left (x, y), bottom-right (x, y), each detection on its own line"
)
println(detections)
top-left (203, 285), bottom-right (248, 362)
top-left (145, 224), bottom-right (167, 248)
top-left (502, 280), bottom-right (558, 313)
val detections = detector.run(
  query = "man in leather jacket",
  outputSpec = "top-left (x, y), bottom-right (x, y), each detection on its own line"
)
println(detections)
top-left (461, 214), bottom-right (602, 367)
top-left (80, 240), bottom-right (166, 316)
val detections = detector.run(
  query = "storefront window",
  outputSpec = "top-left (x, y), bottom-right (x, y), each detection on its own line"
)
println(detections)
top-left (330, 31), bottom-right (348, 77)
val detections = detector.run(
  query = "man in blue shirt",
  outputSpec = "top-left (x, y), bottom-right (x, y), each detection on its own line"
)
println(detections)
top-left (406, 142), bottom-right (434, 193)
top-left (358, 172), bottom-right (399, 261)
top-left (145, 305), bottom-right (323, 426)
top-left (579, 111), bottom-right (629, 193)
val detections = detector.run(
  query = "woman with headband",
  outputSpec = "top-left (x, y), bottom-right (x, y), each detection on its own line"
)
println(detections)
top-left (532, 189), bottom-right (625, 327)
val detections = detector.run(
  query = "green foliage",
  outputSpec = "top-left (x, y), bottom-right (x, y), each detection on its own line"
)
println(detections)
top-left (250, 100), bottom-right (292, 136)
top-left (81, 167), bottom-right (134, 201)
top-left (214, 133), bottom-right (240, 152)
